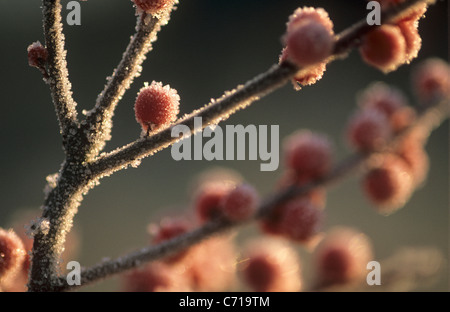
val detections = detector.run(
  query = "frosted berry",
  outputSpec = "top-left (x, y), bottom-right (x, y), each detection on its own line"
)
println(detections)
top-left (285, 19), bottom-right (334, 67)
top-left (132, 0), bottom-right (174, 15)
top-left (221, 184), bottom-right (259, 222)
top-left (241, 239), bottom-right (302, 292)
top-left (284, 131), bottom-right (333, 181)
top-left (0, 228), bottom-right (26, 280)
top-left (279, 199), bottom-right (323, 243)
top-left (363, 154), bottom-right (414, 214)
top-left (359, 25), bottom-right (407, 73)
top-left (193, 181), bottom-right (233, 222)
top-left (397, 20), bottom-right (421, 63)
top-left (287, 7), bottom-right (334, 34)
top-left (149, 217), bottom-right (192, 263)
top-left (378, 0), bottom-right (427, 23)
top-left (357, 82), bottom-right (408, 117)
top-left (134, 81), bottom-right (180, 132)
top-left (27, 41), bottom-right (48, 68)
top-left (313, 227), bottom-right (373, 287)
top-left (412, 58), bottom-right (450, 101)
top-left (346, 109), bottom-right (391, 152)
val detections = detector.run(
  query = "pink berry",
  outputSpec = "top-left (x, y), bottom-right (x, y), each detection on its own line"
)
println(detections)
top-left (132, 0), bottom-right (174, 15)
top-left (346, 109), bottom-right (391, 152)
top-left (363, 154), bottom-right (414, 214)
top-left (313, 227), bottom-right (373, 287)
top-left (149, 217), bottom-right (192, 263)
top-left (397, 20), bottom-right (421, 63)
top-left (279, 199), bottom-right (323, 243)
top-left (134, 81), bottom-right (180, 132)
top-left (358, 82), bottom-right (408, 118)
top-left (287, 7), bottom-right (334, 34)
top-left (390, 106), bottom-right (416, 134)
top-left (193, 181), bottom-right (233, 222)
top-left (284, 131), bottom-right (333, 181)
top-left (285, 19), bottom-right (334, 67)
top-left (412, 58), bottom-right (450, 101)
top-left (27, 41), bottom-right (48, 68)
top-left (395, 136), bottom-right (429, 187)
top-left (279, 48), bottom-right (327, 90)
top-left (359, 25), bottom-right (407, 73)
top-left (378, 0), bottom-right (427, 23)
top-left (241, 239), bottom-right (302, 292)
top-left (221, 184), bottom-right (259, 222)
top-left (0, 228), bottom-right (26, 280)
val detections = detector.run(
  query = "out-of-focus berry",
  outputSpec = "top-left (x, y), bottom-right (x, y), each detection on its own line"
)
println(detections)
top-left (412, 58), bottom-right (450, 101)
top-left (0, 229), bottom-right (26, 281)
top-left (222, 184), bottom-right (259, 222)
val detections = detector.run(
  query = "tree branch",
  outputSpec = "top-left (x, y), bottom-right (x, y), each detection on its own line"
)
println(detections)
top-left (88, 0), bottom-right (436, 180)
top-left (42, 0), bottom-right (79, 149)
top-left (55, 96), bottom-right (448, 291)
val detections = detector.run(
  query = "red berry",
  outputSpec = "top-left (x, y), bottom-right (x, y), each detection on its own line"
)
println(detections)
top-left (412, 58), bottom-right (450, 101)
top-left (346, 109), bottom-right (391, 152)
top-left (378, 0), bottom-right (427, 23)
top-left (27, 41), bottom-right (48, 68)
top-left (279, 199), bottom-right (323, 243)
top-left (363, 154), bottom-right (414, 214)
top-left (0, 228), bottom-right (26, 280)
top-left (359, 25), bottom-right (407, 73)
top-left (390, 106), bottom-right (416, 134)
top-left (134, 81), bottom-right (180, 132)
top-left (221, 184), bottom-right (259, 222)
top-left (193, 181), bottom-right (233, 222)
top-left (149, 217), bottom-right (192, 263)
top-left (395, 136), bottom-right (429, 187)
top-left (132, 0), bottom-right (174, 15)
top-left (358, 82), bottom-right (408, 118)
top-left (284, 131), bottom-right (333, 181)
top-left (397, 20), bottom-right (421, 63)
top-left (241, 239), bottom-right (302, 292)
top-left (287, 7), bottom-right (334, 34)
top-left (313, 227), bottom-right (373, 286)
top-left (285, 19), bottom-right (334, 67)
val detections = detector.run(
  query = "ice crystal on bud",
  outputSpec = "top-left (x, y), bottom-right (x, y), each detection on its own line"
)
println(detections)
top-left (27, 41), bottom-right (48, 68)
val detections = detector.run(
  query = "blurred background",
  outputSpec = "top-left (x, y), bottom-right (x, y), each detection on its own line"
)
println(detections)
top-left (0, 0), bottom-right (448, 291)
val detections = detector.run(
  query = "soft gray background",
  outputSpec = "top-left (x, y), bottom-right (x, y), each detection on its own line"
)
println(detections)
top-left (0, 0), bottom-right (448, 291)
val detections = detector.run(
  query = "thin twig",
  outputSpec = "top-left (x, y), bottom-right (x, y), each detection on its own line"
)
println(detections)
top-left (88, 0), bottom-right (436, 180)
top-left (42, 0), bottom-right (79, 150)
top-left (55, 98), bottom-right (448, 291)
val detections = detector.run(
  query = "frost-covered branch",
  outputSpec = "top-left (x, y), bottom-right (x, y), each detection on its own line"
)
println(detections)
top-left (89, 0), bottom-right (436, 180)
top-left (83, 8), bottom-right (176, 160)
top-left (55, 97), bottom-right (448, 291)
top-left (42, 0), bottom-right (79, 149)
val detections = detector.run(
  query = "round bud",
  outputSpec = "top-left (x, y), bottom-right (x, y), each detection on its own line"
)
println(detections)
top-left (359, 25), bottom-right (407, 73)
top-left (221, 184), bottom-right (259, 222)
top-left (279, 199), bottom-right (323, 243)
top-left (412, 58), bottom-right (450, 101)
top-left (285, 19), bottom-right (334, 67)
top-left (132, 0), bottom-right (175, 15)
top-left (0, 228), bottom-right (26, 280)
top-left (346, 109), bottom-right (391, 152)
top-left (397, 20), bottom-right (421, 63)
top-left (284, 131), bottom-right (333, 181)
top-left (313, 227), bottom-right (373, 287)
top-left (193, 181), bottom-right (233, 222)
top-left (358, 82), bottom-right (408, 118)
top-left (287, 7), bottom-right (334, 34)
top-left (363, 154), bottom-right (414, 214)
top-left (241, 239), bottom-right (302, 292)
top-left (134, 81), bottom-right (180, 132)
top-left (27, 41), bottom-right (48, 68)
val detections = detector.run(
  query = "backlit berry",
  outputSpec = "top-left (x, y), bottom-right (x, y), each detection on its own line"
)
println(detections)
top-left (412, 58), bottom-right (450, 101)
top-left (346, 109), bottom-right (391, 152)
top-left (287, 7), bottom-right (334, 34)
top-left (0, 228), bottom-right (26, 280)
top-left (359, 25), bottom-right (407, 73)
top-left (241, 239), bottom-right (302, 292)
top-left (134, 81), bottom-right (180, 132)
top-left (149, 217), bottom-right (193, 263)
top-left (284, 131), bottom-right (333, 181)
top-left (395, 137), bottom-right (429, 187)
top-left (221, 184), bottom-right (259, 222)
top-left (27, 41), bottom-right (48, 68)
top-left (398, 20), bottom-right (421, 63)
top-left (132, 0), bottom-right (175, 15)
top-left (363, 154), bottom-right (414, 214)
top-left (193, 181), bottom-right (234, 222)
top-left (313, 227), bottom-right (373, 287)
top-left (358, 82), bottom-right (408, 118)
top-left (285, 19), bottom-right (334, 67)
top-left (279, 199), bottom-right (323, 243)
